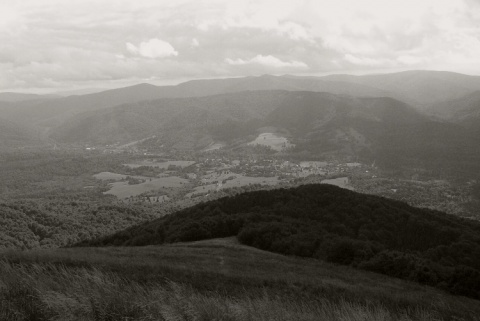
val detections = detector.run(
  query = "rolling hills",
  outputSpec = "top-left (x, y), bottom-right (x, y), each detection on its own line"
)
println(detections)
top-left (48, 90), bottom-right (432, 147)
top-left (48, 90), bottom-right (480, 175)
top-left (2, 70), bottom-right (480, 138)
top-left (322, 70), bottom-right (480, 107)
top-left (432, 90), bottom-right (480, 132)
top-left (1, 71), bottom-right (480, 175)
top-left (81, 184), bottom-right (480, 300)
top-left (0, 75), bottom-right (393, 129)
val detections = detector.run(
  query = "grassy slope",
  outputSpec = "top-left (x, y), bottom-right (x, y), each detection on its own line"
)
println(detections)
top-left (1, 238), bottom-right (479, 321)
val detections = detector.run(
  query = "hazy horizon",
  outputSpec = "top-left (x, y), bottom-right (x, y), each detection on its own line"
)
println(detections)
top-left (2, 69), bottom-right (480, 95)
top-left (2, 0), bottom-right (480, 94)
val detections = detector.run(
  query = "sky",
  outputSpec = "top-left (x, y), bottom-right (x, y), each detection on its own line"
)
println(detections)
top-left (1, 0), bottom-right (480, 93)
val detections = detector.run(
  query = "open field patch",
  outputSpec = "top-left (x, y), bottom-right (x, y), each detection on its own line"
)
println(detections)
top-left (93, 171), bottom-right (129, 181)
top-left (248, 133), bottom-right (294, 151)
top-left (104, 176), bottom-right (188, 199)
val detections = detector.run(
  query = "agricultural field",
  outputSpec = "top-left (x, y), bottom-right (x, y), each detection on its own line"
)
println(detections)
top-left (248, 132), bottom-right (294, 151)
top-left (93, 171), bottom-right (130, 181)
top-left (104, 176), bottom-right (189, 199)
top-left (93, 171), bottom-right (189, 199)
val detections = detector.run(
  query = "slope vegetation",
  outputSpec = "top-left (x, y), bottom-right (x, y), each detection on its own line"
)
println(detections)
top-left (0, 117), bottom-right (41, 148)
top-left (81, 184), bottom-right (480, 300)
top-left (432, 90), bottom-right (480, 132)
top-left (2, 239), bottom-right (480, 320)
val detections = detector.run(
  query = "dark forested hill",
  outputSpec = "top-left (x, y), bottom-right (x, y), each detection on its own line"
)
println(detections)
top-left (81, 184), bottom-right (480, 299)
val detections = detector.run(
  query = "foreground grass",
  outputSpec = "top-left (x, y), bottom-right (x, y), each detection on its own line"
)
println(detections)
top-left (1, 238), bottom-right (479, 320)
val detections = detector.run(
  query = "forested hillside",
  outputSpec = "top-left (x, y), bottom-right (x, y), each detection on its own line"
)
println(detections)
top-left (82, 184), bottom-right (480, 299)
top-left (0, 151), bottom-right (169, 249)
top-left (0, 117), bottom-right (41, 148)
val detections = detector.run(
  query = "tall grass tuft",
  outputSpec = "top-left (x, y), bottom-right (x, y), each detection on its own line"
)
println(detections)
top-left (0, 260), bottom-right (446, 321)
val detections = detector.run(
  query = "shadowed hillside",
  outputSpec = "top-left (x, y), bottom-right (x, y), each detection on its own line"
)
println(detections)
top-left (432, 90), bottom-right (480, 132)
top-left (80, 184), bottom-right (480, 300)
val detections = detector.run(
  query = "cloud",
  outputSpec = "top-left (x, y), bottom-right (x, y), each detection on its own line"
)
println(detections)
top-left (126, 38), bottom-right (178, 59)
top-left (196, 1), bottom-right (316, 43)
top-left (344, 54), bottom-right (390, 66)
top-left (1, 0), bottom-right (480, 92)
top-left (226, 55), bottom-right (308, 68)
top-left (305, 0), bottom-right (480, 71)
top-left (191, 38), bottom-right (200, 47)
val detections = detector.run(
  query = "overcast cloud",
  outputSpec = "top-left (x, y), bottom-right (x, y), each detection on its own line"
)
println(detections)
top-left (1, 0), bottom-right (480, 92)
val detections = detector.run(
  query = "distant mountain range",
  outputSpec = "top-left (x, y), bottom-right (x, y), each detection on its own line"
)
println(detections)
top-left (322, 70), bottom-right (480, 106)
top-left (1, 70), bottom-right (480, 173)
top-left (2, 70), bottom-right (480, 125)
top-left (0, 92), bottom-right (58, 102)
top-left (49, 90), bottom-right (425, 147)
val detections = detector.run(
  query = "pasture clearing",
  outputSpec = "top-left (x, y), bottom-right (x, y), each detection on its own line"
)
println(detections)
top-left (104, 176), bottom-right (188, 199)
top-left (93, 171), bottom-right (129, 181)
top-left (248, 133), bottom-right (294, 151)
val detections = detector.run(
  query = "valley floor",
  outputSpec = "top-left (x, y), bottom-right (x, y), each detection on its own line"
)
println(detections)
top-left (1, 238), bottom-right (479, 321)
